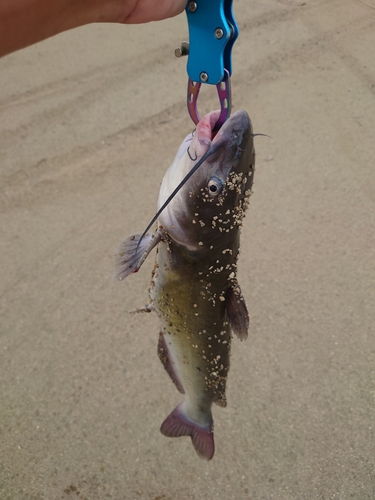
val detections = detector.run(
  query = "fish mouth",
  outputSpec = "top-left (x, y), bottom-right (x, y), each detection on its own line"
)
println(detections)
top-left (194, 110), bottom-right (252, 174)
top-left (194, 110), bottom-right (251, 159)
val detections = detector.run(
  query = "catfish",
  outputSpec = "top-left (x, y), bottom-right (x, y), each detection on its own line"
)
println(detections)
top-left (114, 110), bottom-right (255, 460)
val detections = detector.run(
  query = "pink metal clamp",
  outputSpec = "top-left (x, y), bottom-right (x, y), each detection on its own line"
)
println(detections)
top-left (187, 69), bottom-right (232, 131)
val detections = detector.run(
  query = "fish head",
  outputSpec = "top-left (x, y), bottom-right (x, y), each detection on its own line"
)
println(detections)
top-left (157, 110), bottom-right (255, 250)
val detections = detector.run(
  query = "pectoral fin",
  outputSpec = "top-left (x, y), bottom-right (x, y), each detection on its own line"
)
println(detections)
top-left (226, 285), bottom-right (249, 341)
top-left (113, 231), bottom-right (161, 281)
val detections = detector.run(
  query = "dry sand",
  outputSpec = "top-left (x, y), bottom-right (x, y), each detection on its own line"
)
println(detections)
top-left (1, 1), bottom-right (375, 498)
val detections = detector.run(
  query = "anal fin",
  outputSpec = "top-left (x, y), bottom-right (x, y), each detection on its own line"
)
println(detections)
top-left (157, 333), bottom-right (185, 394)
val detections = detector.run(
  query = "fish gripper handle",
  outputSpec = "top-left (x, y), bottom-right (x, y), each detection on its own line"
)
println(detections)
top-left (185, 0), bottom-right (239, 85)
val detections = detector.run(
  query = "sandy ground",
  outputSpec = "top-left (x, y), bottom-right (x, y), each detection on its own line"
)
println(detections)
top-left (1, 1), bottom-right (375, 498)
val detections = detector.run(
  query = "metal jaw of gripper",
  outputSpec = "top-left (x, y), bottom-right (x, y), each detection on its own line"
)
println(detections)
top-left (187, 69), bottom-right (231, 131)
top-left (175, 0), bottom-right (239, 129)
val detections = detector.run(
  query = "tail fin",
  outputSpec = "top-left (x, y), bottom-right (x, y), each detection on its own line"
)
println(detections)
top-left (160, 403), bottom-right (214, 460)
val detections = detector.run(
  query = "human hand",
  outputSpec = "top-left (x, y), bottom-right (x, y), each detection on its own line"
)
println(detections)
top-left (112, 0), bottom-right (187, 23)
top-left (0, 0), bottom-right (187, 57)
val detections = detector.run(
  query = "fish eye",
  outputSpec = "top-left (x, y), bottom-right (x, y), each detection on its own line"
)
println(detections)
top-left (207, 177), bottom-right (223, 196)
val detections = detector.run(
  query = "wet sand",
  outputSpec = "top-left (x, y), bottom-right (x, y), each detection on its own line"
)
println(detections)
top-left (1, 1), bottom-right (375, 498)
